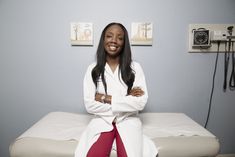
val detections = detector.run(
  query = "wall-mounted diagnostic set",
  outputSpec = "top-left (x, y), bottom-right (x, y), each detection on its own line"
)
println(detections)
top-left (188, 24), bottom-right (235, 53)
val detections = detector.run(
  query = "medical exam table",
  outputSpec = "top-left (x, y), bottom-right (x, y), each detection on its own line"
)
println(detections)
top-left (9, 112), bottom-right (220, 157)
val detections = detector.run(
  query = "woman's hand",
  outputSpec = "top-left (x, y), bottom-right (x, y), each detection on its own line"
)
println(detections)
top-left (95, 93), bottom-right (103, 102)
top-left (95, 93), bottom-right (112, 104)
top-left (129, 87), bottom-right (144, 97)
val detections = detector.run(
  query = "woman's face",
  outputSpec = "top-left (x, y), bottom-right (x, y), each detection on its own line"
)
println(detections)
top-left (104, 25), bottom-right (125, 58)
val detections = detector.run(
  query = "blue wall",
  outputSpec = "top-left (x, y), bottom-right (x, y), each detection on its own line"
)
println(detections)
top-left (1, 0), bottom-right (235, 156)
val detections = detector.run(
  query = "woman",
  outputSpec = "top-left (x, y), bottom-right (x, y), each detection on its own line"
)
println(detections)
top-left (75, 22), bottom-right (158, 157)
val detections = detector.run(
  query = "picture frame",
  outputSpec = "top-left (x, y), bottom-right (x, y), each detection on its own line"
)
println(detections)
top-left (131, 22), bottom-right (153, 46)
top-left (70, 22), bottom-right (93, 46)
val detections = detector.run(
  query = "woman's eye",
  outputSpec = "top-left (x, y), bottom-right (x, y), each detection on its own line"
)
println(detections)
top-left (118, 37), bottom-right (123, 41)
top-left (106, 35), bottom-right (112, 38)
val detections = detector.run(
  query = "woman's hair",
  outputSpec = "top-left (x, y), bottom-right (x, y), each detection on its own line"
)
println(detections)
top-left (91, 22), bottom-right (135, 94)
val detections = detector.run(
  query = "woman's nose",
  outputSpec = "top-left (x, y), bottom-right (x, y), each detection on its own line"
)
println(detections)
top-left (111, 36), bottom-right (117, 43)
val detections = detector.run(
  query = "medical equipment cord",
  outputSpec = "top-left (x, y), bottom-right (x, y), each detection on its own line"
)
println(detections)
top-left (204, 41), bottom-right (220, 128)
top-left (229, 41), bottom-right (235, 90)
top-left (224, 25), bottom-right (235, 91)
top-left (223, 40), bottom-right (235, 91)
top-left (223, 42), bottom-right (229, 91)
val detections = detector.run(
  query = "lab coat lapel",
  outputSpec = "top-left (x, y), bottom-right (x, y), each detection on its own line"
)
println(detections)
top-left (104, 63), bottom-right (118, 77)
top-left (104, 63), bottom-right (127, 95)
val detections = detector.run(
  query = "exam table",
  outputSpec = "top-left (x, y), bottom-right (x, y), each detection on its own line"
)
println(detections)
top-left (9, 112), bottom-right (220, 157)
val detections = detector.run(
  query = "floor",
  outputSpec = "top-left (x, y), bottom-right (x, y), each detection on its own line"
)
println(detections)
top-left (217, 155), bottom-right (235, 157)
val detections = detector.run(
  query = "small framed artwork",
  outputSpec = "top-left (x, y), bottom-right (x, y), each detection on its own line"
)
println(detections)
top-left (70, 22), bottom-right (93, 46)
top-left (131, 22), bottom-right (153, 46)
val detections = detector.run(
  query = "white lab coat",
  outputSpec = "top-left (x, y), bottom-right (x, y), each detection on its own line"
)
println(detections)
top-left (74, 61), bottom-right (158, 157)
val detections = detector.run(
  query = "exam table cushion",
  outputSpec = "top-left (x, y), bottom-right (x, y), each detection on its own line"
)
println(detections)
top-left (9, 112), bottom-right (220, 157)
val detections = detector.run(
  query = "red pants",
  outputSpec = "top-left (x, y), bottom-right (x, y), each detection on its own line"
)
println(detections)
top-left (87, 123), bottom-right (127, 157)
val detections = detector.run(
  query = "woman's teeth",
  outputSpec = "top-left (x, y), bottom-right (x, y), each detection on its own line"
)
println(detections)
top-left (110, 46), bottom-right (117, 51)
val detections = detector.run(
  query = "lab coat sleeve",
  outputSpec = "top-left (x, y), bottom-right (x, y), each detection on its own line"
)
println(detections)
top-left (83, 64), bottom-right (112, 115)
top-left (112, 62), bottom-right (148, 112)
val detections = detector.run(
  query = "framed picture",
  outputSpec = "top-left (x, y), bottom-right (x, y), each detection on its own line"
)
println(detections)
top-left (70, 22), bottom-right (93, 46)
top-left (131, 22), bottom-right (153, 46)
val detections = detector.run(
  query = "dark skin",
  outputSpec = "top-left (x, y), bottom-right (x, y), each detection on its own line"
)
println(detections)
top-left (95, 24), bottom-right (144, 104)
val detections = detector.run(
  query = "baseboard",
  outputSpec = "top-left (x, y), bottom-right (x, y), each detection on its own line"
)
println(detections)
top-left (217, 154), bottom-right (235, 157)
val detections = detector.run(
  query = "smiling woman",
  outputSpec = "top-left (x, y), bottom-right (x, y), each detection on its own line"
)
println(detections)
top-left (74, 22), bottom-right (158, 157)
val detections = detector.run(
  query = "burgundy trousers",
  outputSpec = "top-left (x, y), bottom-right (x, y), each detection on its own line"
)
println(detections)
top-left (87, 123), bottom-right (128, 157)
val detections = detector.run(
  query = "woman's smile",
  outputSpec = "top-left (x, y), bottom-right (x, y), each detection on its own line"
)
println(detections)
top-left (109, 45), bottom-right (117, 51)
